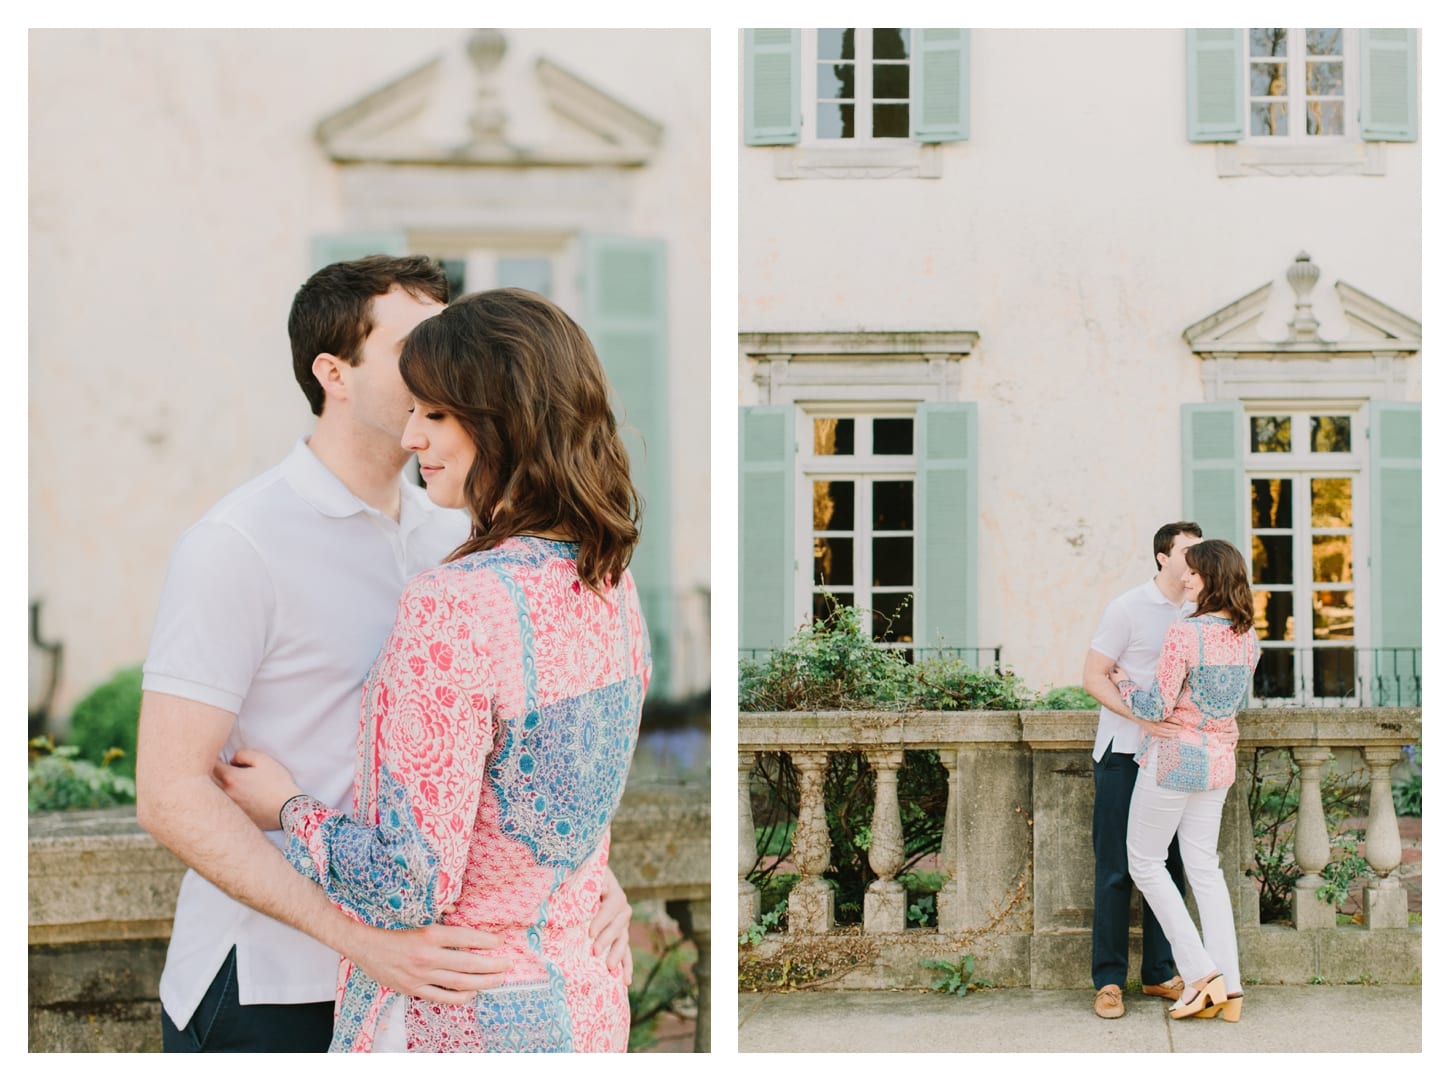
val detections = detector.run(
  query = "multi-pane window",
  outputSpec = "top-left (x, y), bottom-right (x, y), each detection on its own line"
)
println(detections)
top-left (1248, 28), bottom-right (1350, 138)
top-left (807, 29), bottom-right (912, 140)
top-left (1247, 411), bottom-right (1360, 701)
top-left (804, 412), bottom-right (915, 644)
top-left (436, 254), bottom-right (556, 300)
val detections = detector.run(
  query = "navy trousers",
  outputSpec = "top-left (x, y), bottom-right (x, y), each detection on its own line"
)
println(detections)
top-left (161, 947), bottom-right (334, 1053)
top-left (1091, 751), bottom-right (1186, 989)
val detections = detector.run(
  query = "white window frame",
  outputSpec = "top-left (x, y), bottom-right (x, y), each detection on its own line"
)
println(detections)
top-left (407, 229), bottom-right (581, 316)
top-left (802, 28), bottom-right (913, 145)
top-left (1244, 403), bottom-right (1369, 704)
top-left (1245, 28), bottom-right (1358, 144)
top-left (1218, 28), bottom-right (1386, 176)
top-left (796, 405), bottom-right (918, 645)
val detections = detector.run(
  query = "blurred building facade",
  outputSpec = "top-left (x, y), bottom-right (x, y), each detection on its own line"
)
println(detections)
top-left (30, 28), bottom-right (710, 722)
top-left (738, 28), bottom-right (1421, 703)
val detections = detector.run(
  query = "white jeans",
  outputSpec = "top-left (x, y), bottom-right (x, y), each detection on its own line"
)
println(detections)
top-left (1126, 770), bottom-right (1242, 995)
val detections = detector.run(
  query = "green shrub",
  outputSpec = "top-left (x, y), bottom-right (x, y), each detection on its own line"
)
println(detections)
top-left (740, 601), bottom-right (1026, 712)
top-left (1393, 745), bottom-right (1421, 817)
top-left (67, 665), bottom-right (143, 777)
top-left (1029, 685), bottom-right (1098, 710)
top-left (28, 737), bottom-right (136, 812)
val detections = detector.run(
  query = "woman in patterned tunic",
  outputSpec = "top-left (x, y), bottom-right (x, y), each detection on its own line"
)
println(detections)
top-left (222, 289), bottom-right (648, 1052)
top-left (1110, 539), bottom-right (1260, 1024)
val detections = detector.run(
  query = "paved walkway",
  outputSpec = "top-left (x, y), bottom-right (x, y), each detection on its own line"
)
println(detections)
top-left (739, 985), bottom-right (1421, 1053)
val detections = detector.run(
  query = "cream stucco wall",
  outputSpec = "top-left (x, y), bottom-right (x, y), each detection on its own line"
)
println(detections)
top-left (30, 28), bottom-right (710, 718)
top-left (738, 29), bottom-right (1421, 691)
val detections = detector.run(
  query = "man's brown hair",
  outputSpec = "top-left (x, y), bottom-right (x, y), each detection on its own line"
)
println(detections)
top-left (288, 255), bottom-right (450, 416)
top-left (1153, 521), bottom-right (1203, 572)
top-left (400, 288), bottom-right (641, 592)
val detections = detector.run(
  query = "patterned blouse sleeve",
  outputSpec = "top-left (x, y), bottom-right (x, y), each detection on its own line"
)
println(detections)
top-left (280, 572), bottom-right (495, 929)
top-left (1121, 621), bottom-right (1193, 723)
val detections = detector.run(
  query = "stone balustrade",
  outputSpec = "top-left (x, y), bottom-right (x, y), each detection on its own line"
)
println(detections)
top-left (739, 708), bottom-right (1420, 989)
top-left (29, 780), bottom-right (709, 1053)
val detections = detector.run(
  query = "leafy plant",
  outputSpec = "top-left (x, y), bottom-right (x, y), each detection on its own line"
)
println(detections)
top-left (1315, 831), bottom-right (1371, 908)
top-left (902, 870), bottom-right (947, 928)
top-left (28, 736), bottom-right (136, 812)
top-left (922, 954), bottom-right (991, 997)
top-left (739, 598), bottom-right (1027, 712)
top-left (739, 900), bottom-right (788, 947)
top-left (66, 665), bottom-right (143, 778)
top-left (627, 915), bottom-right (697, 1052)
top-left (1245, 748), bottom-right (1369, 922)
top-left (1028, 685), bottom-right (1099, 710)
top-left (1393, 744), bottom-right (1421, 817)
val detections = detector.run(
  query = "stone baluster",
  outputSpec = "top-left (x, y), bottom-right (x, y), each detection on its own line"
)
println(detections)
top-left (787, 751), bottom-right (835, 933)
top-left (934, 747), bottom-right (961, 929)
top-left (1360, 747), bottom-right (1408, 929)
top-left (665, 898), bottom-right (711, 1053)
top-left (1290, 747), bottom-right (1336, 929)
top-left (864, 749), bottom-right (907, 932)
top-left (738, 751), bottom-right (761, 933)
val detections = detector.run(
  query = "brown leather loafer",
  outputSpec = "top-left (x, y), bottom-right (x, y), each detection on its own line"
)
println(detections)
top-left (1094, 984), bottom-right (1125, 1019)
top-left (1142, 975), bottom-right (1185, 1001)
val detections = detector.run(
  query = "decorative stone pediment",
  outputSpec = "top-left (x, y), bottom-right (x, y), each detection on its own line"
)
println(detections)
top-left (1183, 253), bottom-right (1420, 402)
top-left (316, 29), bottom-right (663, 167)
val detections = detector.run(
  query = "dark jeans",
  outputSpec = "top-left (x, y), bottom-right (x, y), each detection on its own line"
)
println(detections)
top-left (1092, 751), bottom-right (1186, 989)
top-left (161, 947), bottom-right (334, 1052)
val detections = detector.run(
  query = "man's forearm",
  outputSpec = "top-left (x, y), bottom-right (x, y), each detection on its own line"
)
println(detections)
top-left (138, 775), bottom-right (358, 956)
top-left (1082, 668), bottom-right (1136, 721)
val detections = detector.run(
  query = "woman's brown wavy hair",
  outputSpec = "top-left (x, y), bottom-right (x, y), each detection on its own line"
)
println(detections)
top-left (1184, 539), bottom-right (1255, 635)
top-left (399, 288), bottom-right (641, 592)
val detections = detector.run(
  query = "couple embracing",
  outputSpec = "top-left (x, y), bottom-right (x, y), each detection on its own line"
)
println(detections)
top-left (1084, 523), bottom-right (1261, 1024)
top-left (137, 256), bottom-right (648, 1053)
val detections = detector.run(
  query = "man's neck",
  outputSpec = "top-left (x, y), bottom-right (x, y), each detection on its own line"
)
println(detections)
top-left (307, 416), bottom-right (408, 522)
top-left (1153, 569), bottom-right (1187, 607)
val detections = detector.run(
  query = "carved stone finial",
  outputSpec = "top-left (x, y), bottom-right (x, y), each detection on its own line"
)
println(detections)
top-left (466, 29), bottom-right (507, 142)
top-left (1286, 251), bottom-right (1322, 341)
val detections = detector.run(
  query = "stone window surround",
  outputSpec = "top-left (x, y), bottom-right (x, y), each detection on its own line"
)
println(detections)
top-left (741, 330), bottom-right (979, 404)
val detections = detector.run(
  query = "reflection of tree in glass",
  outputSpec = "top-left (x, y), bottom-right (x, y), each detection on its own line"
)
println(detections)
top-left (1306, 28), bottom-right (1342, 55)
top-left (1311, 416), bottom-right (1350, 453)
top-left (1252, 416), bottom-right (1292, 453)
top-left (814, 417), bottom-right (853, 455)
top-left (1310, 477), bottom-right (1351, 526)
top-left (1251, 477), bottom-right (1293, 641)
top-left (831, 28), bottom-right (856, 138)
top-left (1251, 28), bottom-right (1288, 56)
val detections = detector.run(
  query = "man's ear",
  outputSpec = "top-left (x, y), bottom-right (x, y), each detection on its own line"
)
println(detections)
top-left (312, 353), bottom-right (348, 407)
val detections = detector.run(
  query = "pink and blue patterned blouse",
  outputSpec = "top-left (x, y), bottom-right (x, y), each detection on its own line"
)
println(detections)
top-left (279, 535), bottom-right (649, 1052)
top-left (1119, 615), bottom-right (1260, 793)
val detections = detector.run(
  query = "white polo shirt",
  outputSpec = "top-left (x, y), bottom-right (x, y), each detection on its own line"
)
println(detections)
top-left (143, 439), bottom-right (466, 1029)
top-left (1088, 578), bottom-right (1193, 762)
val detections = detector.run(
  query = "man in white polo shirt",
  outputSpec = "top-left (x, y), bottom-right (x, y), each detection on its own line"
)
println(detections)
top-left (1080, 521), bottom-right (1202, 1020)
top-left (136, 256), bottom-right (631, 1052)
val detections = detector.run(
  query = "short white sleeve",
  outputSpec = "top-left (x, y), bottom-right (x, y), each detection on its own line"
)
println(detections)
top-left (142, 520), bottom-right (275, 714)
top-left (1089, 595), bottom-right (1131, 663)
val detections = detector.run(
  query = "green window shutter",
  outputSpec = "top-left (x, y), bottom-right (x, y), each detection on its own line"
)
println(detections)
top-left (1181, 404), bottom-right (1244, 547)
top-left (581, 236), bottom-right (671, 698)
top-left (309, 230), bottom-right (407, 271)
top-left (1185, 29), bottom-right (1244, 142)
top-left (744, 29), bottom-right (800, 146)
top-left (739, 406), bottom-right (795, 651)
top-left (915, 402), bottom-right (977, 651)
top-left (911, 29), bottom-right (970, 143)
top-left (1360, 29), bottom-right (1418, 142)
top-left (1369, 402), bottom-right (1421, 660)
